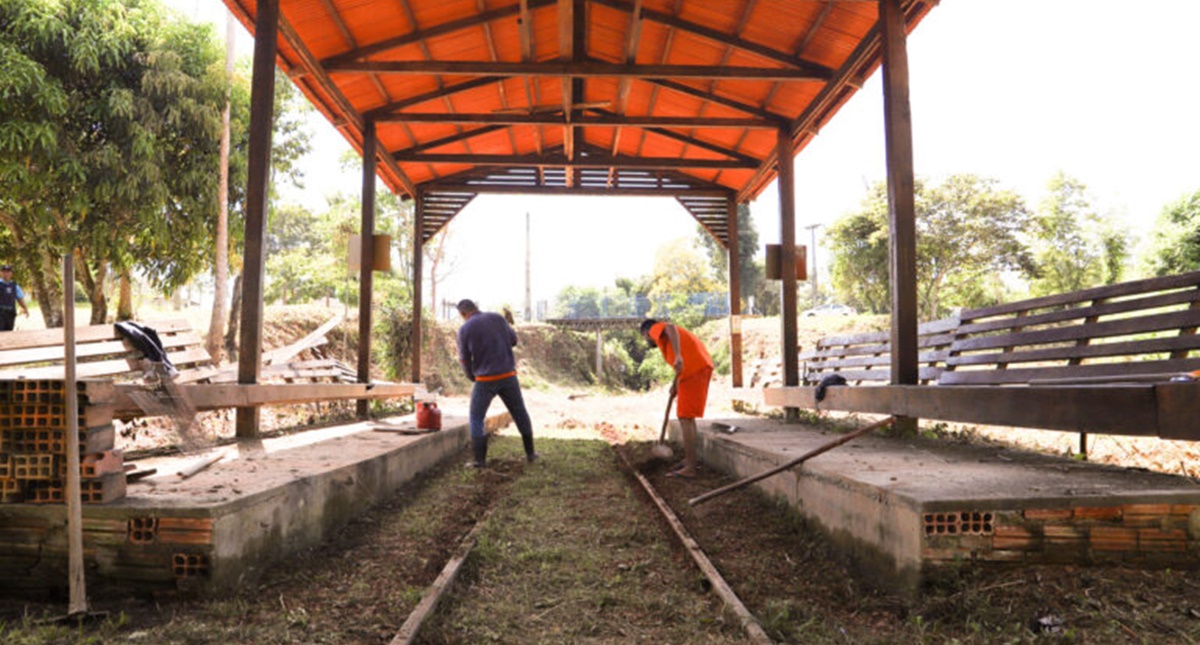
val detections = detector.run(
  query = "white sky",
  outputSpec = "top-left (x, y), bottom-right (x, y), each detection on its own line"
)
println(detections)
top-left (168, 1), bottom-right (1200, 313)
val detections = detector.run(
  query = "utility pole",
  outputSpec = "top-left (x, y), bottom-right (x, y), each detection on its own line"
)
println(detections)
top-left (523, 212), bottom-right (532, 322)
top-left (804, 223), bottom-right (822, 303)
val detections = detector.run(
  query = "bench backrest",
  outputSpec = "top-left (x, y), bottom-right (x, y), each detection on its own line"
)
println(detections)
top-left (938, 271), bottom-right (1200, 385)
top-left (0, 319), bottom-right (215, 383)
top-left (800, 317), bottom-right (958, 385)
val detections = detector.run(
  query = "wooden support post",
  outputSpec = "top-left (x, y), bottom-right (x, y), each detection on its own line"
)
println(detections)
top-left (776, 128), bottom-right (799, 421)
top-left (235, 0), bottom-right (279, 439)
top-left (727, 197), bottom-right (744, 388)
top-left (358, 119), bottom-right (377, 419)
top-left (880, 0), bottom-right (918, 434)
top-left (62, 254), bottom-right (88, 617)
top-left (595, 328), bottom-right (603, 377)
top-left (411, 189), bottom-right (425, 383)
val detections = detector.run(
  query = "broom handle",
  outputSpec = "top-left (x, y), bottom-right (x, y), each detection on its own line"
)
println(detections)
top-left (688, 416), bottom-right (895, 507)
top-left (657, 375), bottom-right (679, 443)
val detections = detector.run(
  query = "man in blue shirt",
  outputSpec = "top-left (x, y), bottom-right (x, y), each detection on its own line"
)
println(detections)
top-left (456, 299), bottom-right (538, 467)
top-left (0, 265), bottom-right (30, 332)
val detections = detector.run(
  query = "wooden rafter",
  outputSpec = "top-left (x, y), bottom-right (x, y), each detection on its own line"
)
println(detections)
top-left (325, 60), bottom-right (831, 81)
top-left (374, 112), bottom-right (775, 128)
top-left (591, 0), bottom-right (834, 77)
top-left (321, 0), bottom-right (556, 67)
top-left (390, 152), bottom-right (757, 169)
top-left (608, 0), bottom-right (643, 183)
top-left (477, 0), bottom-right (519, 152)
top-left (648, 78), bottom-right (789, 122)
top-left (365, 76), bottom-right (504, 119)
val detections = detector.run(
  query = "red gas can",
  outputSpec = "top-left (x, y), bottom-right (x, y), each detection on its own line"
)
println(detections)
top-left (416, 401), bottom-right (442, 430)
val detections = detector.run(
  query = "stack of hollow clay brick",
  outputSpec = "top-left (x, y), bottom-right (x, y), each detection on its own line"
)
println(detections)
top-left (0, 379), bottom-right (124, 505)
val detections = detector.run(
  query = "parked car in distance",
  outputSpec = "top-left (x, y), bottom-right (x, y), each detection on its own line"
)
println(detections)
top-left (801, 303), bottom-right (856, 317)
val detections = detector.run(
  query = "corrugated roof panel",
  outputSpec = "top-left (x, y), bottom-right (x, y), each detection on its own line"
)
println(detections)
top-left (225, 0), bottom-right (936, 201)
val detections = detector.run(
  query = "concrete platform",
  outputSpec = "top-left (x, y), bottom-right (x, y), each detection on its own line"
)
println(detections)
top-left (0, 410), bottom-right (509, 596)
top-left (690, 417), bottom-right (1200, 591)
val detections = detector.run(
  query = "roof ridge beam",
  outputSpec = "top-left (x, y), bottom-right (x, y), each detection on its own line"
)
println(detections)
top-left (590, 0), bottom-right (834, 78)
top-left (325, 60), bottom-right (830, 82)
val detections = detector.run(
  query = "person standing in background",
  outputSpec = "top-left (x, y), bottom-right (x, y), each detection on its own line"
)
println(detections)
top-left (0, 265), bottom-right (30, 332)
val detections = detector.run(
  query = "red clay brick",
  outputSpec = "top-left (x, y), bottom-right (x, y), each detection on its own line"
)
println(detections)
top-left (1073, 506), bottom-right (1122, 521)
top-left (992, 525), bottom-right (1038, 550)
top-left (1043, 525), bottom-right (1085, 542)
top-left (1122, 503), bottom-right (1172, 516)
top-left (1091, 526), bottom-right (1138, 551)
top-left (1138, 529), bottom-right (1188, 553)
top-left (1024, 508), bottom-right (1072, 521)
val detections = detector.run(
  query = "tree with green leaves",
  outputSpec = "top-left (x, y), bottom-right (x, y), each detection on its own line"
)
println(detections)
top-left (1024, 172), bottom-right (1129, 296)
top-left (0, 0), bottom-right (311, 327)
top-left (1143, 188), bottom-right (1200, 276)
top-left (0, 0), bottom-right (226, 324)
top-left (827, 175), bottom-right (1032, 319)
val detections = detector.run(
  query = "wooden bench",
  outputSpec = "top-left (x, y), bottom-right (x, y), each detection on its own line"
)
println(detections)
top-left (800, 317), bottom-right (958, 386)
top-left (0, 318), bottom-right (217, 383)
top-left (763, 271), bottom-right (1200, 440)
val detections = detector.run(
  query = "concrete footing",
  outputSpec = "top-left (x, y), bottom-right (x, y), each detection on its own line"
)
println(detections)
top-left (0, 411), bottom-right (509, 596)
top-left (690, 418), bottom-right (1200, 592)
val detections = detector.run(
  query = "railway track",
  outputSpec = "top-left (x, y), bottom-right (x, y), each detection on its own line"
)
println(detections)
top-left (387, 444), bottom-right (775, 644)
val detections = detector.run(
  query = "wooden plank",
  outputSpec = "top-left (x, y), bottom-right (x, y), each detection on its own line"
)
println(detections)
top-left (947, 334), bottom-right (1200, 368)
top-left (0, 346), bottom-right (213, 380)
top-left (939, 358), bottom-right (1200, 386)
top-left (763, 384), bottom-right (1167, 436)
top-left (959, 271), bottom-right (1200, 321)
top-left (0, 333), bottom-right (203, 369)
top-left (113, 382), bottom-right (416, 416)
top-left (957, 288), bottom-right (1200, 335)
top-left (0, 319), bottom-right (193, 352)
top-left (948, 309), bottom-right (1200, 354)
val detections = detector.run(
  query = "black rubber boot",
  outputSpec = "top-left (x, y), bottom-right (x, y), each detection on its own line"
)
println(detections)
top-left (521, 432), bottom-right (538, 462)
top-left (468, 436), bottom-right (488, 468)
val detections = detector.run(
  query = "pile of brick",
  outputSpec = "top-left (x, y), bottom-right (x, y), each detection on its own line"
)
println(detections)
top-left (0, 379), bottom-right (124, 504)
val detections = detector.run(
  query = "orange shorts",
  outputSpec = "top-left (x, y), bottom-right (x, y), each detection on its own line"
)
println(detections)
top-left (675, 367), bottom-right (713, 419)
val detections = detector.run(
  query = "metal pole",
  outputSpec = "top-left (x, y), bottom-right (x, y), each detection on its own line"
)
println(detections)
top-left (524, 212), bottom-right (532, 322)
top-left (804, 223), bottom-right (822, 303)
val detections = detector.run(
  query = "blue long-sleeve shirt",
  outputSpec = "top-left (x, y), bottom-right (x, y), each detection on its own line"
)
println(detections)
top-left (457, 311), bottom-right (517, 381)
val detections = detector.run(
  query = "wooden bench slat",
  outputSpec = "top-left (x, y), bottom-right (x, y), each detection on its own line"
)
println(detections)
top-left (948, 309), bottom-right (1200, 353)
top-left (937, 358), bottom-right (1200, 385)
top-left (959, 270), bottom-right (1200, 320)
top-left (947, 334), bottom-right (1200, 368)
top-left (958, 288), bottom-right (1200, 335)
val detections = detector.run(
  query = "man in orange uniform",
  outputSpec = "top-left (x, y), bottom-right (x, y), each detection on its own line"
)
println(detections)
top-left (640, 318), bottom-right (713, 477)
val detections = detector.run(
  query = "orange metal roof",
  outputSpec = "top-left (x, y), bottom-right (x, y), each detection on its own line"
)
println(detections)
top-left (221, 0), bottom-right (935, 241)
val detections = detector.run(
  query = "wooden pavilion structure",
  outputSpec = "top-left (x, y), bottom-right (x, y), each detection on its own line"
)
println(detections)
top-left (218, 0), bottom-right (938, 438)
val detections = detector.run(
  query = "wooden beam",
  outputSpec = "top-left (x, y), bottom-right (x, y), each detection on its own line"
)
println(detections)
top-left (390, 152), bottom-right (757, 169)
top-left (376, 112), bottom-right (776, 128)
top-left (648, 78), bottom-right (790, 122)
top-left (776, 127), bottom-right (799, 421)
top-left (321, 0), bottom-right (556, 67)
top-left (880, 1), bottom-right (919, 421)
top-left (424, 184), bottom-right (729, 198)
top-left (325, 60), bottom-right (830, 82)
top-left (590, 0), bottom-right (834, 78)
top-left (728, 199), bottom-right (744, 388)
top-left (358, 119), bottom-right (377, 419)
top-left (114, 383), bottom-right (418, 416)
top-left (760, 385), bottom-right (1195, 439)
top-left (588, 109), bottom-right (761, 165)
top-left (411, 190), bottom-right (424, 381)
top-left (391, 125), bottom-right (508, 156)
top-left (365, 77), bottom-right (506, 119)
top-left (236, 0), bottom-right (279, 439)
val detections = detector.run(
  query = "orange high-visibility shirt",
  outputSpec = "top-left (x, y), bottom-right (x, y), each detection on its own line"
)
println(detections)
top-left (649, 321), bottom-right (713, 378)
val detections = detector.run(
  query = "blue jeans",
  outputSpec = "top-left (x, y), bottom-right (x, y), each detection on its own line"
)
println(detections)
top-left (469, 375), bottom-right (534, 444)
